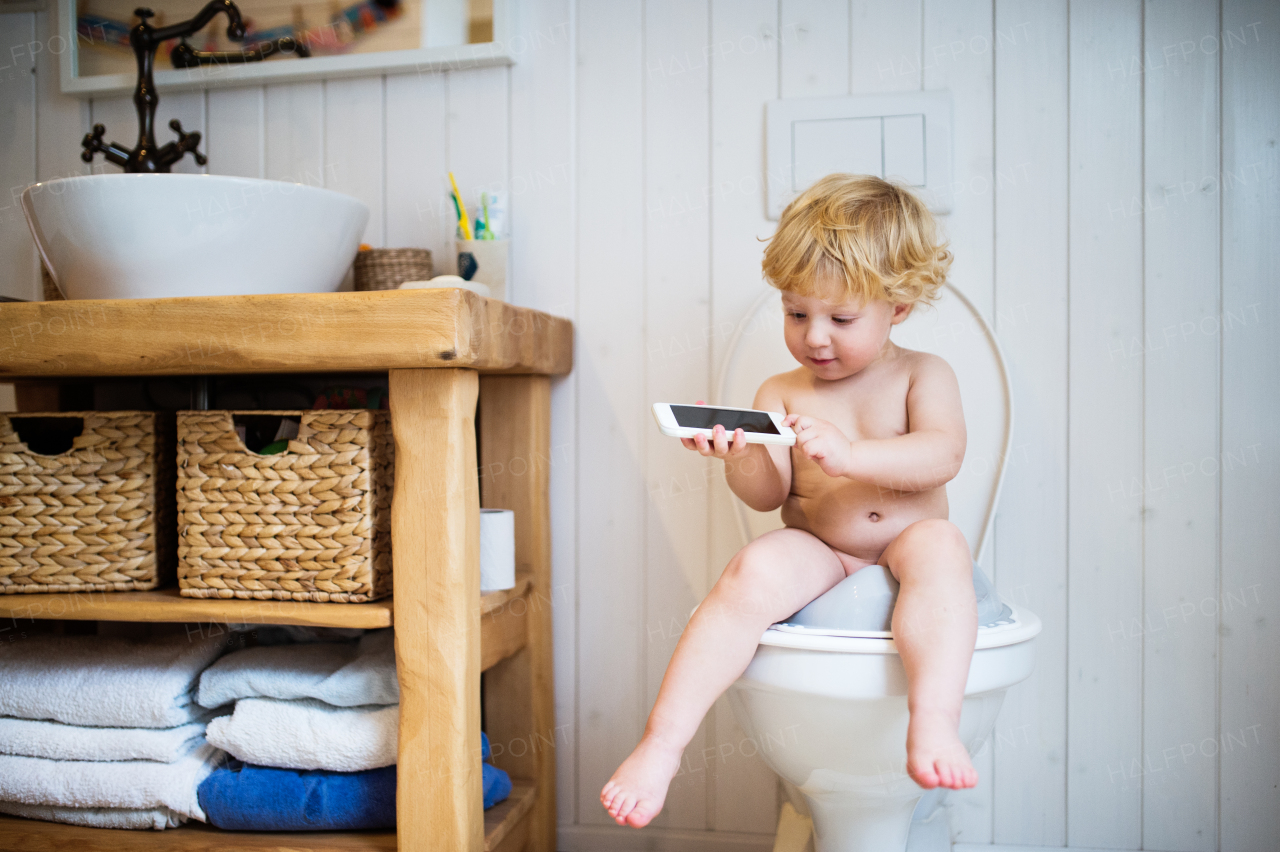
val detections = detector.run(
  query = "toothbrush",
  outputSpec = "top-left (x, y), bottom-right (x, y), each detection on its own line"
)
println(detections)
top-left (448, 172), bottom-right (474, 241)
top-left (481, 192), bottom-right (492, 239)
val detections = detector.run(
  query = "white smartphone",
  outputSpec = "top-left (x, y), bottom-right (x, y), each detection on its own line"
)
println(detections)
top-left (651, 403), bottom-right (797, 446)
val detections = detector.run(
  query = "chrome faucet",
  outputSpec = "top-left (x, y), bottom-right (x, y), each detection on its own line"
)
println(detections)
top-left (80, 1), bottom-right (307, 173)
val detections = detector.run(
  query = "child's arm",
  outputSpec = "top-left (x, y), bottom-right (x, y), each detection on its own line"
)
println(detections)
top-left (785, 354), bottom-right (966, 492)
top-left (680, 381), bottom-right (792, 512)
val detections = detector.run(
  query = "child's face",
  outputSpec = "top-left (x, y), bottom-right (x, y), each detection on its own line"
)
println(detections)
top-left (781, 289), bottom-right (911, 381)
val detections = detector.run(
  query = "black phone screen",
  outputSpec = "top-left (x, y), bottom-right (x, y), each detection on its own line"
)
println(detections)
top-left (670, 405), bottom-right (781, 435)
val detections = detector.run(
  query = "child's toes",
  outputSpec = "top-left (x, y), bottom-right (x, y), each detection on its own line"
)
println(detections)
top-left (908, 762), bottom-right (939, 788)
top-left (626, 799), bottom-right (659, 828)
top-left (941, 762), bottom-right (959, 788)
top-left (613, 791), bottom-right (637, 821)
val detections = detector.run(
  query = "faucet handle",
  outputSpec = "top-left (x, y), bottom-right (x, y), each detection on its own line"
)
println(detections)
top-left (134, 7), bottom-right (154, 20)
top-left (81, 124), bottom-right (107, 163)
top-left (168, 119), bottom-right (208, 167)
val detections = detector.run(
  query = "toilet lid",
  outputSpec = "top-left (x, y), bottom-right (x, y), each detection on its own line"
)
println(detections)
top-left (761, 604), bottom-right (1041, 655)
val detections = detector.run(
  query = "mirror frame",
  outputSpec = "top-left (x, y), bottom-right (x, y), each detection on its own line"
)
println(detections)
top-left (59, 0), bottom-right (512, 96)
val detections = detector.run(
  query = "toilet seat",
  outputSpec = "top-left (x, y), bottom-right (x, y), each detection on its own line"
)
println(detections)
top-left (760, 604), bottom-right (1041, 655)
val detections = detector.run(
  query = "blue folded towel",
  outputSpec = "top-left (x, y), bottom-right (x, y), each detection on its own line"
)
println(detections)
top-left (198, 733), bottom-right (512, 831)
top-left (198, 761), bottom-right (396, 831)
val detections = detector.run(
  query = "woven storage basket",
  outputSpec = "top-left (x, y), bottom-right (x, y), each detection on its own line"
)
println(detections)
top-left (0, 411), bottom-right (175, 594)
top-left (353, 247), bottom-right (433, 291)
top-left (177, 409), bottom-right (394, 602)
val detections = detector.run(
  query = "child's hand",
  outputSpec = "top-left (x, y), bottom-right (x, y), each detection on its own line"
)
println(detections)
top-left (783, 414), bottom-right (853, 478)
top-left (682, 424), bottom-right (751, 460)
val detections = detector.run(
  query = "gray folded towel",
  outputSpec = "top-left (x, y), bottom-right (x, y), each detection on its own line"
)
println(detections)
top-left (0, 800), bottom-right (184, 830)
top-left (197, 628), bottom-right (397, 708)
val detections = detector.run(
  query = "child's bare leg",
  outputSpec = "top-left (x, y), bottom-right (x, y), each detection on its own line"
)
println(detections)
top-left (601, 528), bottom-right (851, 828)
top-left (880, 518), bottom-right (980, 789)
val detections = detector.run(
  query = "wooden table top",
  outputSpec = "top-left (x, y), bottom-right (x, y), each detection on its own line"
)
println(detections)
top-left (0, 288), bottom-right (572, 378)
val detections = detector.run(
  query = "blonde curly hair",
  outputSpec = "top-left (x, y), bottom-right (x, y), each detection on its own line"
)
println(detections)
top-left (762, 174), bottom-right (951, 306)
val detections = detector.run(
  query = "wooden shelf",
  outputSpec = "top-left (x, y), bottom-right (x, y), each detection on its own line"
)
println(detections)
top-left (0, 288), bottom-right (572, 379)
top-left (0, 781), bottom-right (537, 852)
top-left (483, 781), bottom-right (537, 852)
top-left (0, 588), bottom-right (394, 629)
top-left (0, 580), bottom-right (533, 673)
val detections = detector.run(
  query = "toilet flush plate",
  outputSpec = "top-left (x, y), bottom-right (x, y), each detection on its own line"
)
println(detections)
top-left (765, 90), bottom-right (954, 218)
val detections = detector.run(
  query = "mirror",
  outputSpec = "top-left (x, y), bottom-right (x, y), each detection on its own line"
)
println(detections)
top-left (60, 0), bottom-right (510, 96)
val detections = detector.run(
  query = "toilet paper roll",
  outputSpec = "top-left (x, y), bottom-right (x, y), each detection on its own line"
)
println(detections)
top-left (480, 509), bottom-right (516, 592)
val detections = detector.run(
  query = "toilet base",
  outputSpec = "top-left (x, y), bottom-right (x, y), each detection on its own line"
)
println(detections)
top-left (773, 790), bottom-right (953, 852)
top-left (806, 793), bottom-right (919, 852)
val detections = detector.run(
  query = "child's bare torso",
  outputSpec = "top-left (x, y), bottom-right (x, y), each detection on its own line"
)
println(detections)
top-left (771, 347), bottom-right (949, 563)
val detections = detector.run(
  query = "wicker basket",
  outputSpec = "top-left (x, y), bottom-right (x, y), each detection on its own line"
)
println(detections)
top-left (353, 247), bottom-right (433, 291)
top-left (177, 409), bottom-right (394, 602)
top-left (0, 411), bottom-right (175, 594)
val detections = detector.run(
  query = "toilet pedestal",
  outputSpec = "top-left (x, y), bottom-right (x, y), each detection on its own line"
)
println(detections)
top-left (774, 776), bottom-right (955, 852)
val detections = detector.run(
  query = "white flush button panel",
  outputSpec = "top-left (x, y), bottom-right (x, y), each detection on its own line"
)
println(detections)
top-left (767, 91), bottom-right (953, 218)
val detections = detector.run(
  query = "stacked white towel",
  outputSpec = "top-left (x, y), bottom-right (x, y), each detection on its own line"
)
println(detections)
top-left (0, 742), bottom-right (224, 822)
top-left (206, 698), bottom-right (397, 772)
top-left (0, 631), bottom-right (237, 829)
top-left (0, 713), bottom-right (217, 763)
top-left (0, 631), bottom-right (234, 727)
top-left (198, 628), bottom-right (398, 772)
top-left (0, 801), bottom-right (184, 831)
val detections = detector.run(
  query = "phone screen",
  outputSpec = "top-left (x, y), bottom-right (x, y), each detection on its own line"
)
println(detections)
top-left (670, 405), bottom-right (781, 435)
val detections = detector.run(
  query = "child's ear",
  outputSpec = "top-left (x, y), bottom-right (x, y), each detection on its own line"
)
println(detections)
top-left (890, 302), bottom-right (914, 325)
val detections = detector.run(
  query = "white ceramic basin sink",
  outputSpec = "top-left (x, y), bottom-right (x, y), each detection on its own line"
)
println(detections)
top-left (21, 174), bottom-right (369, 300)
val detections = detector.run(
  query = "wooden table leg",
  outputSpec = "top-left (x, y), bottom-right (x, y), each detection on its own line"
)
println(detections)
top-left (390, 368), bottom-right (482, 852)
top-left (478, 375), bottom-right (557, 852)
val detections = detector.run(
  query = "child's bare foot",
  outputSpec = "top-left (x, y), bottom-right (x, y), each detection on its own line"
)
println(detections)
top-left (600, 733), bottom-right (684, 828)
top-left (906, 709), bottom-right (977, 789)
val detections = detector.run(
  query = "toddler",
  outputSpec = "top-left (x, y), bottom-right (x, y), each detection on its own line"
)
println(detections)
top-left (601, 174), bottom-right (980, 828)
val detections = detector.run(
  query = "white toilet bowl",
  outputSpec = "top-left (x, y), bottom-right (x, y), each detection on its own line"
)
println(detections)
top-left (714, 282), bottom-right (1036, 851)
top-left (727, 596), bottom-right (1040, 852)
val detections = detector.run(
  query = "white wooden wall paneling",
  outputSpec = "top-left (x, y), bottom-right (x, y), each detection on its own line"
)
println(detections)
top-left (923, 0), bottom-right (993, 322)
top-left (384, 70), bottom-right (448, 256)
top-left (707, 0), bottom-right (784, 836)
top-left (920, 0), bottom-right (996, 840)
top-left (33, 2), bottom-right (90, 303)
top-left (324, 77), bottom-right (385, 246)
top-left (264, 82), bottom-right (324, 185)
top-left (1065, 2), bottom-right (1144, 847)
top-left (1141, 2), bottom-right (1221, 849)
top-left (207, 87), bottom-right (264, 178)
top-left (1220, 3), bottom-right (1280, 849)
top-left (445, 65), bottom-right (509, 272)
top-left (850, 0), bottom-right (922, 93)
top-left (641, 0), bottom-right (712, 832)
top-left (34, 4), bottom-right (89, 182)
top-left (505, 0), bottom-right (578, 833)
top-left (574, 0), bottom-right (647, 828)
top-left (992, 1), bottom-right (1069, 846)
top-left (0, 12), bottom-right (37, 301)
top-left (779, 0), bottom-right (849, 97)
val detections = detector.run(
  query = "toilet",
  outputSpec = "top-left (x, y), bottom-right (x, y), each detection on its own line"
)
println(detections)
top-left (714, 282), bottom-right (1041, 852)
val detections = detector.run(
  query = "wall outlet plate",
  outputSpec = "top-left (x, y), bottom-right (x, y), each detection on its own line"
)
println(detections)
top-left (766, 90), bottom-right (954, 219)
